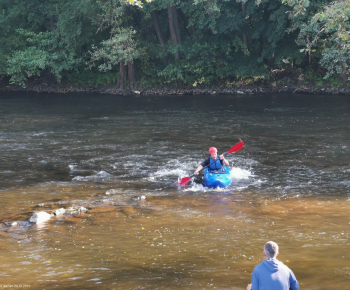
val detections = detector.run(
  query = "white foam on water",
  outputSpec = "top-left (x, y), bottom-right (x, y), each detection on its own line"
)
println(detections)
top-left (230, 167), bottom-right (253, 180)
top-left (145, 167), bottom-right (188, 183)
top-left (146, 159), bottom-right (199, 183)
top-left (68, 164), bottom-right (76, 171)
top-left (97, 170), bottom-right (109, 177)
top-left (0, 170), bottom-right (13, 174)
top-left (154, 168), bottom-right (187, 177)
top-left (72, 171), bottom-right (111, 182)
top-left (183, 182), bottom-right (208, 192)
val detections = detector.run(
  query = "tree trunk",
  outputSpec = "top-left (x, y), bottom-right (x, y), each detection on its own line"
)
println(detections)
top-left (241, 2), bottom-right (248, 53)
top-left (49, 15), bottom-right (55, 32)
top-left (128, 61), bottom-right (136, 89)
top-left (151, 11), bottom-right (168, 66)
top-left (242, 33), bottom-right (248, 52)
top-left (339, 61), bottom-right (347, 85)
top-left (183, 12), bottom-right (195, 37)
top-left (118, 60), bottom-right (127, 89)
top-left (172, 6), bottom-right (181, 45)
top-left (167, 4), bottom-right (180, 63)
top-left (151, 11), bottom-right (166, 46)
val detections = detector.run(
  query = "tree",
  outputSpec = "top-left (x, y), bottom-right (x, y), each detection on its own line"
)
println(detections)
top-left (89, 0), bottom-right (146, 89)
top-left (2, 0), bottom-right (99, 86)
top-left (167, 2), bottom-right (182, 63)
top-left (150, 10), bottom-right (168, 65)
top-left (283, 0), bottom-right (350, 84)
top-left (162, 0), bottom-right (296, 83)
top-left (2, 0), bottom-right (345, 89)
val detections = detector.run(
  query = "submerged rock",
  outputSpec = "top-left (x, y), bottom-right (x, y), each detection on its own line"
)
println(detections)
top-left (105, 189), bottom-right (118, 195)
top-left (1, 206), bottom-right (89, 231)
top-left (130, 195), bottom-right (146, 201)
top-left (4, 221), bottom-right (18, 227)
top-left (66, 206), bottom-right (88, 215)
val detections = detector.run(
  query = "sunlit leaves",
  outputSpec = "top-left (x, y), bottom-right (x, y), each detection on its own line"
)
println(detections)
top-left (284, 0), bottom-right (350, 81)
top-left (122, 0), bottom-right (153, 7)
top-left (89, 0), bottom-right (143, 72)
top-left (281, 0), bottom-right (310, 16)
top-left (90, 27), bottom-right (142, 71)
top-left (313, 1), bottom-right (350, 48)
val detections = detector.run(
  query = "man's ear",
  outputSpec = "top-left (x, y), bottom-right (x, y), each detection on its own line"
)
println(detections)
top-left (277, 252), bottom-right (279, 257)
top-left (263, 251), bottom-right (267, 258)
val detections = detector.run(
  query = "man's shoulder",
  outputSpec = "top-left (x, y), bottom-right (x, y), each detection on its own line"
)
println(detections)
top-left (253, 260), bottom-right (290, 272)
top-left (275, 260), bottom-right (293, 272)
top-left (252, 262), bottom-right (265, 272)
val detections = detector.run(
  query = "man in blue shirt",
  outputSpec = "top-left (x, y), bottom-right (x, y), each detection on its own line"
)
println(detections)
top-left (247, 241), bottom-right (299, 290)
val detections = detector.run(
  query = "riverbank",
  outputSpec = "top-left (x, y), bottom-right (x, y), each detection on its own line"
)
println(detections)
top-left (1, 79), bottom-right (350, 96)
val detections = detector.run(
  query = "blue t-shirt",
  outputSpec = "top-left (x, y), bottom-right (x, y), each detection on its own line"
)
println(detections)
top-left (251, 259), bottom-right (299, 290)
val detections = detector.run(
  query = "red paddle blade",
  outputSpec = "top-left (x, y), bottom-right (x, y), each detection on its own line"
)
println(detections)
top-left (174, 176), bottom-right (191, 186)
top-left (227, 141), bottom-right (244, 154)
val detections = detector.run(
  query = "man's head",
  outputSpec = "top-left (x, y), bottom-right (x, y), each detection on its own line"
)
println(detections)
top-left (264, 241), bottom-right (279, 259)
top-left (209, 147), bottom-right (218, 159)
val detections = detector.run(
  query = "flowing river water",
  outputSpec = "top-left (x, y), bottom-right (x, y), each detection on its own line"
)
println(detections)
top-left (0, 92), bottom-right (350, 289)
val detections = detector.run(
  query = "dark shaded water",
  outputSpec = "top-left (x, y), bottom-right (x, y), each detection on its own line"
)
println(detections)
top-left (0, 92), bottom-right (350, 289)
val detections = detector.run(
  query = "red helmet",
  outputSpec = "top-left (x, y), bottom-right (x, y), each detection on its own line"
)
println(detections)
top-left (209, 147), bottom-right (217, 154)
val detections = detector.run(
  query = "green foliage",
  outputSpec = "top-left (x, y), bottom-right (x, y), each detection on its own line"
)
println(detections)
top-left (65, 70), bottom-right (118, 87)
top-left (90, 27), bottom-right (142, 71)
top-left (2, 0), bottom-right (98, 86)
top-left (89, 0), bottom-right (143, 72)
top-left (157, 41), bottom-right (222, 85)
top-left (6, 47), bottom-right (47, 86)
top-left (6, 29), bottom-right (81, 87)
top-left (226, 76), bottom-right (266, 88)
top-left (301, 66), bottom-right (345, 88)
top-left (327, 77), bottom-right (343, 88)
top-left (320, 46), bottom-right (350, 79)
top-left (123, 0), bottom-right (153, 7)
top-left (283, 0), bottom-right (350, 83)
top-left (0, 0), bottom-right (349, 88)
top-left (137, 50), bottom-right (158, 81)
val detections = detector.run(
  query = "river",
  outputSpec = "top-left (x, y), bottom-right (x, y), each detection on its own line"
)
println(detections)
top-left (0, 92), bottom-right (350, 289)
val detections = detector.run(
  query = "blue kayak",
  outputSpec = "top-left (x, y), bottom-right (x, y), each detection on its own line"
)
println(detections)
top-left (204, 166), bottom-right (231, 188)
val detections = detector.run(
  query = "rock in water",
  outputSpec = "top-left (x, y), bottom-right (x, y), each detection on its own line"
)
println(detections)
top-left (53, 208), bottom-right (66, 216)
top-left (105, 189), bottom-right (118, 195)
top-left (29, 212), bottom-right (52, 224)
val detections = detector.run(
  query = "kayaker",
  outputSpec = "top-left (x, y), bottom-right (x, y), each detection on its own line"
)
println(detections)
top-left (246, 241), bottom-right (299, 290)
top-left (194, 147), bottom-right (229, 175)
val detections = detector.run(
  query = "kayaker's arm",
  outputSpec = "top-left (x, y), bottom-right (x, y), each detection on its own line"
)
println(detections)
top-left (194, 165), bottom-right (203, 175)
top-left (220, 154), bottom-right (229, 166)
top-left (194, 158), bottom-right (210, 175)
